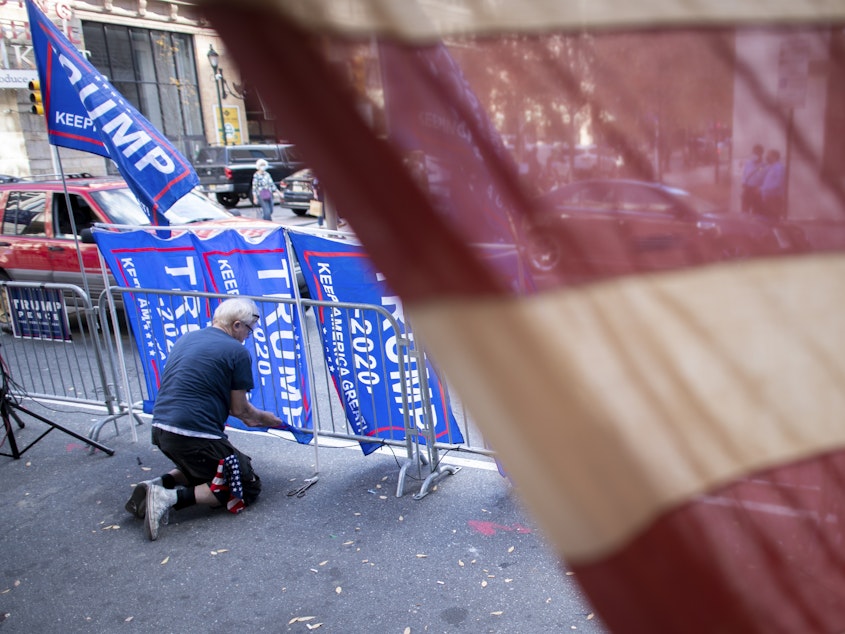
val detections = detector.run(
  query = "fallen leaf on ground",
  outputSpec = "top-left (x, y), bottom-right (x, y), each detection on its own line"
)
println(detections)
top-left (125, 616), bottom-right (133, 622)
top-left (587, 613), bottom-right (595, 620)
top-left (319, 561), bottom-right (328, 566)
top-left (160, 556), bottom-right (169, 565)
top-left (305, 624), bottom-right (323, 631)
top-left (491, 611), bottom-right (504, 616)
top-left (343, 541), bottom-right (354, 545)
top-left (288, 616), bottom-right (315, 624)
top-left (508, 546), bottom-right (514, 553)
top-left (416, 554), bottom-right (427, 558)
top-left (141, 466), bottom-right (152, 471)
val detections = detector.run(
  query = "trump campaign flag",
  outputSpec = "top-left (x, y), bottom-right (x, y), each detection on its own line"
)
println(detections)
top-left (289, 230), bottom-right (463, 455)
top-left (191, 228), bottom-right (312, 441)
top-left (93, 227), bottom-right (313, 441)
top-left (92, 229), bottom-right (208, 412)
top-left (26, 0), bottom-right (198, 224)
top-left (194, 1), bottom-right (845, 630)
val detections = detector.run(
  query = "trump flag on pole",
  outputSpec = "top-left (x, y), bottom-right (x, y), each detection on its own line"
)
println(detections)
top-left (25, 0), bottom-right (198, 224)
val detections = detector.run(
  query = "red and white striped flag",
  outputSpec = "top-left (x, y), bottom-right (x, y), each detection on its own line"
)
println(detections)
top-left (197, 2), bottom-right (845, 630)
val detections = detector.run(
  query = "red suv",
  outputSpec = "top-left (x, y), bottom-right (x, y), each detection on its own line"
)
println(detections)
top-left (0, 175), bottom-right (295, 308)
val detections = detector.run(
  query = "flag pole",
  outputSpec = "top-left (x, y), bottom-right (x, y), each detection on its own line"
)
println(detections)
top-left (52, 145), bottom-right (94, 303)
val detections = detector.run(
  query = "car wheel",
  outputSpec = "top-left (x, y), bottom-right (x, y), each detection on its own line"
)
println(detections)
top-left (525, 231), bottom-right (561, 273)
top-left (292, 208), bottom-right (308, 217)
top-left (216, 193), bottom-right (240, 208)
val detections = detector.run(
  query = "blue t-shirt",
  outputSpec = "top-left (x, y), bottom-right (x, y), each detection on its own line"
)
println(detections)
top-left (152, 327), bottom-right (254, 439)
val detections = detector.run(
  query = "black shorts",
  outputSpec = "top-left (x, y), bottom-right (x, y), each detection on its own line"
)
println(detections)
top-left (151, 427), bottom-right (261, 505)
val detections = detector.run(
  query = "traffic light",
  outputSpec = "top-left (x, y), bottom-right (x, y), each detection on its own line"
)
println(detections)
top-left (28, 79), bottom-right (44, 115)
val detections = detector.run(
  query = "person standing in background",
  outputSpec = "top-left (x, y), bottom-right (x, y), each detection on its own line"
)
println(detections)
top-left (740, 144), bottom-right (765, 213)
top-left (252, 159), bottom-right (278, 221)
top-left (759, 149), bottom-right (786, 220)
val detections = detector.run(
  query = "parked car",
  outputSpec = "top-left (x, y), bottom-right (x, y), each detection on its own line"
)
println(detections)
top-left (524, 179), bottom-right (807, 280)
top-left (193, 143), bottom-right (305, 208)
top-left (0, 176), bottom-right (308, 318)
top-left (279, 168), bottom-right (316, 216)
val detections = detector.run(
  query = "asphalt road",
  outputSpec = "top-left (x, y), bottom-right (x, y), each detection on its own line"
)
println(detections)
top-left (0, 400), bottom-right (608, 633)
top-left (229, 199), bottom-right (325, 229)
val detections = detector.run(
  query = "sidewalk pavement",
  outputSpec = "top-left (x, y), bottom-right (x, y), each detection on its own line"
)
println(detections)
top-left (0, 401), bottom-right (607, 633)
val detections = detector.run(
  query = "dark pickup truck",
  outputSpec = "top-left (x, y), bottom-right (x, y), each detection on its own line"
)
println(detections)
top-left (193, 144), bottom-right (304, 208)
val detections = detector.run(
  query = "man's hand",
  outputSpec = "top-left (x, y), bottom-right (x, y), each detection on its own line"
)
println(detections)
top-left (245, 410), bottom-right (284, 428)
top-left (230, 390), bottom-right (284, 428)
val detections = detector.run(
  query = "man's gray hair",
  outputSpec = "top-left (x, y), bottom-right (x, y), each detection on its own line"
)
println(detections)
top-left (213, 297), bottom-right (259, 328)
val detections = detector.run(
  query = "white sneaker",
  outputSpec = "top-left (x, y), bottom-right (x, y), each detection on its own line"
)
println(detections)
top-left (144, 484), bottom-right (177, 541)
top-left (124, 477), bottom-right (162, 519)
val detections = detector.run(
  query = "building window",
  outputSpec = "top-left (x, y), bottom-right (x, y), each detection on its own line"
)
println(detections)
top-left (82, 22), bottom-right (205, 161)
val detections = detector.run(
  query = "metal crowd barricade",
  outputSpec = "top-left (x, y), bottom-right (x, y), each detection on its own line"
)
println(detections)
top-left (0, 276), bottom-right (495, 495)
top-left (301, 296), bottom-right (462, 499)
top-left (96, 284), bottom-right (471, 497)
top-left (0, 281), bottom-right (118, 417)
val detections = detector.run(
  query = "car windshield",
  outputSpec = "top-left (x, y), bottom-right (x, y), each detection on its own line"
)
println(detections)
top-left (90, 188), bottom-right (233, 226)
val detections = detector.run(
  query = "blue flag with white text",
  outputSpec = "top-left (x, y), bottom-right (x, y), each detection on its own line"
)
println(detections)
top-left (26, 0), bottom-right (198, 225)
top-left (289, 230), bottom-right (464, 455)
top-left (92, 227), bottom-right (312, 442)
top-left (192, 229), bottom-right (312, 441)
top-left (91, 229), bottom-right (208, 411)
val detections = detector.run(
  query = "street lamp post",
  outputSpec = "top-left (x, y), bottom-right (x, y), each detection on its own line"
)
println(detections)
top-left (207, 44), bottom-right (228, 146)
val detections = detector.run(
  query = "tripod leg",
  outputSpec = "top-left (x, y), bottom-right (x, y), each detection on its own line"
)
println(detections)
top-left (4, 400), bottom-right (114, 457)
top-left (1, 399), bottom-right (22, 459)
top-left (8, 405), bottom-right (25, 429)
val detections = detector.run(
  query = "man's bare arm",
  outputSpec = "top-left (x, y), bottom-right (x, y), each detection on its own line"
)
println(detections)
top-left (230, 390), bottom-right (284, 428)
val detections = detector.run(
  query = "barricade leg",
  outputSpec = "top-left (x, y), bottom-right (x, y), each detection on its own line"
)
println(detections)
top-left (395, 445), bottom-right (461, 499)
